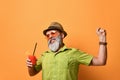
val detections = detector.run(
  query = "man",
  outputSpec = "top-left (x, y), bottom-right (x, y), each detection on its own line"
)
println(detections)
top-left (26, 22), bottom-right (107, 80)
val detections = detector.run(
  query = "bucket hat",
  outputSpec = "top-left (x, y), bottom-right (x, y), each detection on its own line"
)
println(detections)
top-left (43, 22), bottom-right (67, 37)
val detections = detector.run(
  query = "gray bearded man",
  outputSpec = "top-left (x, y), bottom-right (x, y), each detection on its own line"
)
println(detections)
top-left (26, 22), bottom-right (107, 80)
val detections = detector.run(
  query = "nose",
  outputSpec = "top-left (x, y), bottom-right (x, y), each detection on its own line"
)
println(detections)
top-left (47, 34), bottom-right (54, 40)
top-left (49, 34), bottom-right (52, 38)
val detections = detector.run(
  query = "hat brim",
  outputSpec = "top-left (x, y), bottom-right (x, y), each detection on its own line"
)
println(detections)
top-left (43, 26), bottom-right (67, 37)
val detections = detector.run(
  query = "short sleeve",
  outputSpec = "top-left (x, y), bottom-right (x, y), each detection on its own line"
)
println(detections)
top-left (70, 49), bottom-right (93, 66)
top-left (34, 54), bottom-right (43, 71)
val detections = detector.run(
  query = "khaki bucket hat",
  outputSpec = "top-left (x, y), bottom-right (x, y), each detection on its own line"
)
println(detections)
top-left (43, 22), bottom-right (67, 37)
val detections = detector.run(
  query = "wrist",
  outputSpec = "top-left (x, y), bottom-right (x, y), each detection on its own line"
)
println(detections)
top-left (99, 36), bottom-right (106, 42)
top-left (99, 42), bottom-right (107, 45)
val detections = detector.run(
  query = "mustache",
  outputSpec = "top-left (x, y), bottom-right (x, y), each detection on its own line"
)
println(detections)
top-left (48, 37), bottom-right (56, 44)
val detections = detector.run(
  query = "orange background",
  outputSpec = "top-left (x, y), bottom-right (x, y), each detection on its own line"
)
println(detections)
top-left (0, 0), bottom-right (120, 80)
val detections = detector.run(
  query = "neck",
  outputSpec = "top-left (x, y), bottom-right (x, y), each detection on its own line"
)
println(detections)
top-left (54, 43), bottom-right (64, 52)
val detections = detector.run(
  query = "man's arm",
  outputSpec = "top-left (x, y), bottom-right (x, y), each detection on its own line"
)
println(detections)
top-left (90, 28), bottom-right (107, 66)
top-left (26, 58), bottom-right (40, 76)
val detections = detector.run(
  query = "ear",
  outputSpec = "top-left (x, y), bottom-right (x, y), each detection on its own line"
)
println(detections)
top-left (61, 33), bottom-right (65, 39)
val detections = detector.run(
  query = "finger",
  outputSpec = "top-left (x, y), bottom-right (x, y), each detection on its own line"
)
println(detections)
top-left (99, 28), bottom-right (105, 32)
top-left (26, 61), bottom-right (33, 67)
top-left (96, 28), bottom-right (100, 35)
top-left (102, 29), bottom-right (106, 35)
top-left (26, 58), bottom-right (31, 62)
top-left (97, 28), bottom-right (106, 33)
top-left (97, 28), bottom-right (101, 31)
top-left (27, 64), bottom-right (33, 67)
top-left (26, 61), bottom-right (32, 65)
top-left (26, 58), bottom-right (32, 65)
top-left (96, 28), bottom-right (101, 33)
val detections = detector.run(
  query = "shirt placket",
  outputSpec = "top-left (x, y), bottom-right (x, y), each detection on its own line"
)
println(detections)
top-left (52, 53), bottom-right (58, 80)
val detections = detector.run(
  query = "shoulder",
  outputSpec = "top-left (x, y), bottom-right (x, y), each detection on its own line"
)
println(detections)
top-left (67, 47), bottom-right (89, 56)
top-left (38, 51), bottom-right (49, 57)
top-left (68, 47), bottom-right (80, 52)
top-left (63, 47), bottom-right (82, 55)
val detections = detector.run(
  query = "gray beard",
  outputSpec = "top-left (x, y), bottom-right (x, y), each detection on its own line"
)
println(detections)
top-left (48, 35), bottom-right (62, 52)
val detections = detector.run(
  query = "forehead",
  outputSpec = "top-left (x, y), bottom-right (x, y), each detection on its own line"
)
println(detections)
top-left (46, 30), bottom-right (60, 34)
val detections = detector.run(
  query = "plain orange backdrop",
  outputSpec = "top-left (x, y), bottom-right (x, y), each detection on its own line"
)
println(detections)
top-left (0, 0), bottom-right (120, 80)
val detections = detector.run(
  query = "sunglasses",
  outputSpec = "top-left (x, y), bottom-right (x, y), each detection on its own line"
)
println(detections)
top-left (45, 30), bottom-right (60, 39)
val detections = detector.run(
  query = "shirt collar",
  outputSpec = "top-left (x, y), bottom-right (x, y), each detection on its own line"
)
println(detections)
top-left (58, 45), bottom-right (68, 52)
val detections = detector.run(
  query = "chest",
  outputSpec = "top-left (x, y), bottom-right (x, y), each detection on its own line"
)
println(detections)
top-left (42, 53), bottom-right (69, 69)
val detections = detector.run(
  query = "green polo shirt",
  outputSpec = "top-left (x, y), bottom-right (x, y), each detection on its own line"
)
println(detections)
top-left (35, 46), bottom-right (93, 80)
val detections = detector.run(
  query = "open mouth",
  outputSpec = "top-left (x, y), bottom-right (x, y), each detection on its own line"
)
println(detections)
top-left (49, 38), bottom-right (56, 44)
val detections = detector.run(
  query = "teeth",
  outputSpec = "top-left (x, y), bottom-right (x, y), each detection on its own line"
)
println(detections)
top-left (50, 38), bottom-right (56, 42)
top-left (51, 40), bottom-right (55, 43)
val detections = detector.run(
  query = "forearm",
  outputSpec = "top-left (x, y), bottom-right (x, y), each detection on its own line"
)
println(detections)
top-left (28, 66), bottom-right (40, 76)
top-left (98, 43), bottom-right (107, 65)
top-left (97, 35), bottom-right (107, 65)
top-left (92, 43), bottom-right (107, 66)
top-left (91, 28), bottom-right (107, 66)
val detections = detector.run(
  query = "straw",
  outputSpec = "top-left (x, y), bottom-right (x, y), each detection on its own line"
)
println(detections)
top-left (32, 42), bottom-right (37, 55)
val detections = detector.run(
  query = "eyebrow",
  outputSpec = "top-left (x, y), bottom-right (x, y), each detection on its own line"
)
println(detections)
top-left (46, 30), bottom-right (56, 35)
top-left (50, 30), bottom-right (56, 33)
